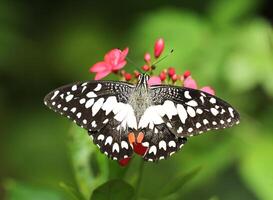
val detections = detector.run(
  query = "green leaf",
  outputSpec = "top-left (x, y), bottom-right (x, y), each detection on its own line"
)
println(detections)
top-left (68, 124), bottom-right (109, 199)
top-left (4, 180), bottom-right (68, 200)
top-left (159, 167), bottom-right (201, 198)
top-left (239, 136), bottom-right (273, 200)
top-left (91, 179), bottom-right (134, 200)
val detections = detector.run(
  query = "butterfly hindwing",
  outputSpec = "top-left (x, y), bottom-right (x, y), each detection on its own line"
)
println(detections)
top-left (88, 119), bottom-right (133, 161)
top-left (143, 85), bottom-right (240, 137)
top-left (141, 124), bottom-right (187, 162)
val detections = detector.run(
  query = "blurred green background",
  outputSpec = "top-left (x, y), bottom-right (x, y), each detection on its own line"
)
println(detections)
top-left (1, 0), bottom-right (273, 199)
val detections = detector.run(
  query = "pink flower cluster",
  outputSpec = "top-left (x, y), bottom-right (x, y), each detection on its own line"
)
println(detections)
top-left (89, 38), bottom-right (215, 95)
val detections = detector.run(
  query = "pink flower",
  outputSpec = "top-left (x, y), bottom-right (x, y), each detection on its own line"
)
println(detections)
top-left (154, 38), bottom-right (164, 58)
top-left (148, 76), bottom-right (161, 86)
top-left (200, 86), bottom-right (215, 95)
top-left (144, 53), bottom-right (151, 63)
top-left (90, 48), bottom-right (128, 80)
top-left (183, 76), bottom-right (198, 89)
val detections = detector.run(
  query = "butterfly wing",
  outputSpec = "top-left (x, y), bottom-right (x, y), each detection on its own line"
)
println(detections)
top-left (138, 85), bottom-right (240, 161)
top-left (44, 80), bottom-right (136, 160)
top-left (141, 124), bottom-right (187, 162)
top-left (141, 85), bottom-right (240, 137)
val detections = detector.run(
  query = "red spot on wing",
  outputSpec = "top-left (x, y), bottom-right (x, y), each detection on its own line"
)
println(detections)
top-left (119, 157), bottom-right (131, 167)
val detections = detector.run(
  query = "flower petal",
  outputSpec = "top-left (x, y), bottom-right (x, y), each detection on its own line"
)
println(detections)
top-left (90, 61), bottom-right (108, 72)
top-left (112, 60), bottom-right (127, 71)
top-left (183, 76), bottom-right (198, 89)
top-left (94, 70), bottom-right (111, 80)
top-left (120, 47), bottom-right (129, 61)
top-left (200, 86), bottom-right (215, 95)
top-left (104, 49), bottom-right (121, 65)
top-left (148, 76), bottom-right (161, 86)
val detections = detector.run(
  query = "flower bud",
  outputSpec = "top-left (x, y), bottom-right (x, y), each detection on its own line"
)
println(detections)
top-left (154, 38), bottom-right (164, 58)
top-left (171, 74), bottom-right (178, 82)
top-left (142, 65), bottom-right (150, 71)
top-left (144, 53), bottom-right (151, 63)
top-left (168, 67), bottom-right (175, 77)
top-left (159, 71), bottom-right (167, 81)
top-left (183, 70), bottom-right (191, 79)
top-left (134, 70), bottom-right (140, 78)
top-left (124, 73), bottom-right (132, 81)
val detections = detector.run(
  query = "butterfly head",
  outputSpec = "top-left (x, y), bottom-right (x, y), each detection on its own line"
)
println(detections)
top-left (136, 73), bottom-right (150, 90)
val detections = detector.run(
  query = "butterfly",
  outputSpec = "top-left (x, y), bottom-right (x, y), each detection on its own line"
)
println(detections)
top-left (44, 74), bottom-right (240, 162)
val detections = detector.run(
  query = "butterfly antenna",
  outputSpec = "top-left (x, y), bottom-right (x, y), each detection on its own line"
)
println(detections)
top-left (152, 49), bottom-right (174, 66)
top-left (126, 56), bottom-right (144, 73)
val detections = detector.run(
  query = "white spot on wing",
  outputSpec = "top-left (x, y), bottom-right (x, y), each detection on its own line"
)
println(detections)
top-left (76, 112), bottom-right (81, 118)
top-left (65, 94), bottom-right (74, 102)
top-left (184, 91), bottom-right (191, 99)
top-left (102, 96), bottom-right (117, 115)
top-left (105, 136), bottom-right (113, 145)
top-left (79, 98), bottom-right (86, 104)
top-left (210, 98), bottom-right (216, 104)
top-left (196, 122), bottom-right (201, 128)
top-left (112, 143), bottom-right (119, 153)
top-left (51, 90), bottom-right (59, 100)
top-left (85, 99), bottom-right (94, 108)
top-left (94, 83), bottom-right (102, 91)
top-left (149, 145), bottom-right (157, 155)
top-left (97, 134), bottom-right (105, 141)
top-left (168, 141), bottom-right (176, 147)
top-left (92, 98), bottom-right (105, 116)
top-left (159, 140), bottom-right (167, 150)
top-left (177, 104), bottom-right (187, 124)
top-left (121, 141), bottom-right (128, 149)
top-left (162, 100), bottom-right (178, 119)
top-left (211, 108), bottom-right (219, 116)
top-left (103, 119), bottom-right (109, 124)
top-left (86, 92), bottom-right (97, 98)
top-left (187, 106), bottom-right (196, 117)
top-left (177, 127), bottom-right (183, 134)
top-left (71, 85), bottom-right (77, 91)
top-left (228, 107), bottom-right (234, 118)
top-left (186, 100), bottom-right (198, 107)
top-left (196, 108), bottom-right (203, 114)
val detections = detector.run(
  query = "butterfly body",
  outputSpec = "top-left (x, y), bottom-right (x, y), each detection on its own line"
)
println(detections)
top-left (44, 74), bottom-right (240, 162)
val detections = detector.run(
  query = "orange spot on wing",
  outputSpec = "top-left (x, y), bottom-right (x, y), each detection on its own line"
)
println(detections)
top-left (137, 132), bottom-right (144, 143)
top-left (128, 132), bottom-right (135, 145)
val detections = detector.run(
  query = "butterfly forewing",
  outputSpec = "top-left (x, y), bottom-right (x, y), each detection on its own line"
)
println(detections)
top-left (145, 85), bottom-right (240, 137)
top-left (44, 80), bottom-right (136, 160)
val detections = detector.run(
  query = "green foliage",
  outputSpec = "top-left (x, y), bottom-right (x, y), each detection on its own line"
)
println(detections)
top-left (68, 125), bottom-right (109, 199)
top-left (4, 180), bottom-right (69, 200)
top-left (91, 180), bottom-right (134, 200)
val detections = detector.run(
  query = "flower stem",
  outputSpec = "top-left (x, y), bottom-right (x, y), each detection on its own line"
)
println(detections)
top-left (134, 159), bottom-right (144, 200)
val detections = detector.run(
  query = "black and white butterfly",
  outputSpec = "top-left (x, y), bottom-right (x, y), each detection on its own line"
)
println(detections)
top-left (44, 74), bottom-right (240, 162)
